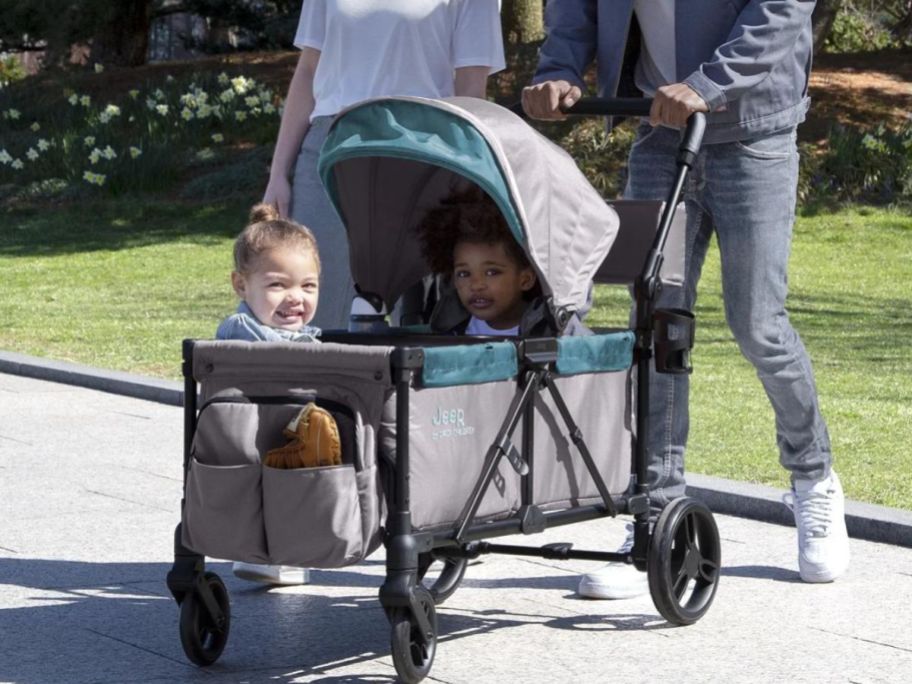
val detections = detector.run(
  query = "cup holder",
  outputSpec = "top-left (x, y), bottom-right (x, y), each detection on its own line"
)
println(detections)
top-left (653, 308), bottom-right (695, 374)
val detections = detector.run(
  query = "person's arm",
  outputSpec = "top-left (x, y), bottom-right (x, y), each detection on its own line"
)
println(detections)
top-left (451, 0), bottom-right (504, 98)
top-left (522, 0), bottom-right (597, 120)
top-left (262, 47), bottom-right (320, 217)
top-left (454, 66), bottom-right (489, 98)
top-left (683, 0), bottom-right (816, 114)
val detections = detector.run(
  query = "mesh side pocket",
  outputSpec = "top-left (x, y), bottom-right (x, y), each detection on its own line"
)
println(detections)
top-left (262, 464), bottom-right (363, 567)
top-left (182, 459), bottom-right (268, 563)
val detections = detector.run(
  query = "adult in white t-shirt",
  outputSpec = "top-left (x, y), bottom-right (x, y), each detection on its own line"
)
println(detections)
top-left (262, 0), bottom-right (506, 330)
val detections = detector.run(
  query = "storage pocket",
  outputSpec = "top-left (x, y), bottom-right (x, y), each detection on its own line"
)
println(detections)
top-left (193, 394), bottom-right (357, 469)
top-left (182, 459), bottom-right (268, 563)
top-left (262, 463), bottom-right (363, 567)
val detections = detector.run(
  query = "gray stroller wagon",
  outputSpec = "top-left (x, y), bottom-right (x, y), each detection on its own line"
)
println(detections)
top-left (167, 96), bottom-right (721, 682)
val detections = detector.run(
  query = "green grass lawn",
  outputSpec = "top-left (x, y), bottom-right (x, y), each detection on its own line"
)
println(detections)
top-left (2, 201), bottom-right (910, 508)
top-left (0, 198), bottom-right (245, 378)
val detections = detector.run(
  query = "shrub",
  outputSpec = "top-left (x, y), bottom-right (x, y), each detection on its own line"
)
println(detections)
top-left (0, 56), bottom-right (27, 89)
top-left (801, 122), bottom-right (912, 206)
top-left (0, 69), bottom-right (280, 196)
top-left (824, 5), bottom-right (897, 53)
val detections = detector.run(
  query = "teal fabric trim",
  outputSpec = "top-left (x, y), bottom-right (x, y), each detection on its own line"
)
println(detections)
top-left (422, 342), bottom-right (518, 387)
top-left (318, 99), bottom-right (524, 244)
top-left (556, 332), bottom-right (635, 375)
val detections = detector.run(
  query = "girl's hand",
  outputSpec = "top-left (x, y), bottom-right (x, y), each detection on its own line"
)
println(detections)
top-left (262, 175), bottom-right (292, 218)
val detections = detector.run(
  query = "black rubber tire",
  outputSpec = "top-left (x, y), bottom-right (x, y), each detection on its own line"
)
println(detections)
top-left (647, 497), bottom-right (721, 626)
top-left (417, 552), bottom-right (468, 605)
top-left (179, 571), bottom-right (231, 666)
top-left (390, 587), bottom-right (437, 684)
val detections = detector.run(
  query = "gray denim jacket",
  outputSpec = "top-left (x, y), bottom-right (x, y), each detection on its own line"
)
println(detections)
top-left (533, 0), bottom-right (816, 143)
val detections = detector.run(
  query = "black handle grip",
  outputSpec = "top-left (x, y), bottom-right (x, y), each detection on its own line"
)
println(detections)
top-left (678, 113), bottom-right (706, 168)
top-left (561, 97), bottom-right (653, 117)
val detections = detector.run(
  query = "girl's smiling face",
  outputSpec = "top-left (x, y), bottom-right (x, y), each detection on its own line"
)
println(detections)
top-left (452, 240), bottom-right (536, 330)
top-left (231, 247), bottom-right (320, 331)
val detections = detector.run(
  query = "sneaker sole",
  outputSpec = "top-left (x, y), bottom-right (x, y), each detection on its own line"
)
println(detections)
top-left (798, 563), bottom-right (847, 583)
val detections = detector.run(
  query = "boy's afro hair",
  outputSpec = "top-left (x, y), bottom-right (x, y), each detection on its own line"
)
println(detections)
top-left (415, 185), bottom-right (529, 274)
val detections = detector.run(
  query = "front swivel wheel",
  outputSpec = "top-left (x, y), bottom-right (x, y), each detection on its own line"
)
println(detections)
top-left (647, 497), bottom-right (721, 625)
top-left (390, 586), bottom-right (437, 683)
top-left (179, 571), bottom-right (231, 666)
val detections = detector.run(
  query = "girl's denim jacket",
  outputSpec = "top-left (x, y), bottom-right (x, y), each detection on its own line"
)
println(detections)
top-left (216, 302), bottom-right (322, 343)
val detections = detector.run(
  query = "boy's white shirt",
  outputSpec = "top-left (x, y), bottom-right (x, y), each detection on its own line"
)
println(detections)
top-left (295, 0), bottom-right (505, 120)
top-left (465, 316), bottom-right (519, 337)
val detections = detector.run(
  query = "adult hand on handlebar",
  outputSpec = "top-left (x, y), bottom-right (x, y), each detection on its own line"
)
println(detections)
top-left (522, 80), bottom-right (582, 121)
top-left (650, 84), bottom-right (709, 129)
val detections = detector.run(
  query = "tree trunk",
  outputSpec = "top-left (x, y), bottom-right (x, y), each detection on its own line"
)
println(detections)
top-left (93, 0), bottom-right (152, 67)
top-left (502, 0), bottom-right (544, 45)
top-left (812, 0), bottom-right (844, 53)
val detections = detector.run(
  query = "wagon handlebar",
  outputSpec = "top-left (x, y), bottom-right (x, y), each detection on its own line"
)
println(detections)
top-left (561, 97), bottom-right (706, 161)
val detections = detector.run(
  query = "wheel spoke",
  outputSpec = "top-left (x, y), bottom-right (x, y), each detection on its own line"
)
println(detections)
top-left (699, 558), bottom-right (719, 583)
top-left (672, 564), bottom-right (690, 596)
top-left (683, 513), bottom-right (696, 548)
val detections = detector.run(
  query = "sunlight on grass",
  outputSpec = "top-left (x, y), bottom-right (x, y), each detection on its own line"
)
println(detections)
top-left (1, 203), bottom-right (910, 507)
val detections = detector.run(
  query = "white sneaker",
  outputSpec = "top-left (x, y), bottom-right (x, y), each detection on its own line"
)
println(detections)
top-left (232, 562), bottom-right (310, 585)
top-left (577, 523), bottom-right (649, 600)
top-left (783, 471), bottom-right (850, 583)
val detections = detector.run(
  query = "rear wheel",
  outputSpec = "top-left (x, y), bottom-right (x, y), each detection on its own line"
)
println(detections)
top-left (178, 571), bottom-right (230, 665)
top-left (390, 586), bottom-right (437, 683)
top-left (417, 552), bottom-right (467, 605)
top-left (647, 497), bottom-right (721, 625)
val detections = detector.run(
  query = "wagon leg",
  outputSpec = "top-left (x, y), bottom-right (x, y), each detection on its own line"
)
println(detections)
top-left (166, 523), bottom-right (231, 666)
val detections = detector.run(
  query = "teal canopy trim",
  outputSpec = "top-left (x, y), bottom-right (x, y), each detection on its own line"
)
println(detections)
top-left (318, 99), bottom-right (524, 244)
top-left (556, 332), bottom-right (635, 375)
top-left (421, 341), bottom-right (518, 388)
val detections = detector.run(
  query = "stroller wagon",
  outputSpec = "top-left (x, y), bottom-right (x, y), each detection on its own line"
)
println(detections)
top-left (167, 96), bottom-right (721, 682)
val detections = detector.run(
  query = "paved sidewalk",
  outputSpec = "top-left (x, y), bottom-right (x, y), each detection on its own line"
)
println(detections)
top-left (2, 372), bottom-right (911, 683)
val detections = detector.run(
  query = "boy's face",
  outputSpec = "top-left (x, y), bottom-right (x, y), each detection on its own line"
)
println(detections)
top-left (231, 247), bottom-right (319, 331)
top-left (453, 240), bottom-right (536, 330)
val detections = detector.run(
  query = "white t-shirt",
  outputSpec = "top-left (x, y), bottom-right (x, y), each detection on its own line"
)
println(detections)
top-left (295, 0), bottom-right (506, 120)
top-left (465, 316), bottom-right (518, 337)
top-left (634, 0), bottom-right (676, 96)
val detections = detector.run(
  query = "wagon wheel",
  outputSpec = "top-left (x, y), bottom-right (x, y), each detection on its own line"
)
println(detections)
top-left (417, 551), bottom-right (468, 605)
top-left (390, 586), bottom-right (437, 683)
top-left (647, 497), bottom-right (721, 625)
top-left (179, 571), bottom-right (231, 666)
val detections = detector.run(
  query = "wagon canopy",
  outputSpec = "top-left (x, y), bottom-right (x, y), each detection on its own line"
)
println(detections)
top-left (317, 96), bottom-right (620, 318)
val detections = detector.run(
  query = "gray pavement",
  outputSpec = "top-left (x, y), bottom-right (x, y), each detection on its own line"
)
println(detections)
top-left (2, 371), bottom-right (912, 683)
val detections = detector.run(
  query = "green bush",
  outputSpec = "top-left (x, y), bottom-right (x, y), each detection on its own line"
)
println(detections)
top-left (0, 56), bottom-right (27, 89)
top-left (824, 6), bottom-right (896, 53)
top-left (801, 122), bottom-right (912, 206)
top-left (0, 69), bottom-right (280, 196)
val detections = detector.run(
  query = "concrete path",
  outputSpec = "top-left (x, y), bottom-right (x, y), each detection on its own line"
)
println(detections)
top-left (2, 372), bottom-right (911, 683)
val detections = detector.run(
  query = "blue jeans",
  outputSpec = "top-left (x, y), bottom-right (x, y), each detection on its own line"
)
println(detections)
top-left (626, 124), bottom-right (832, 507)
